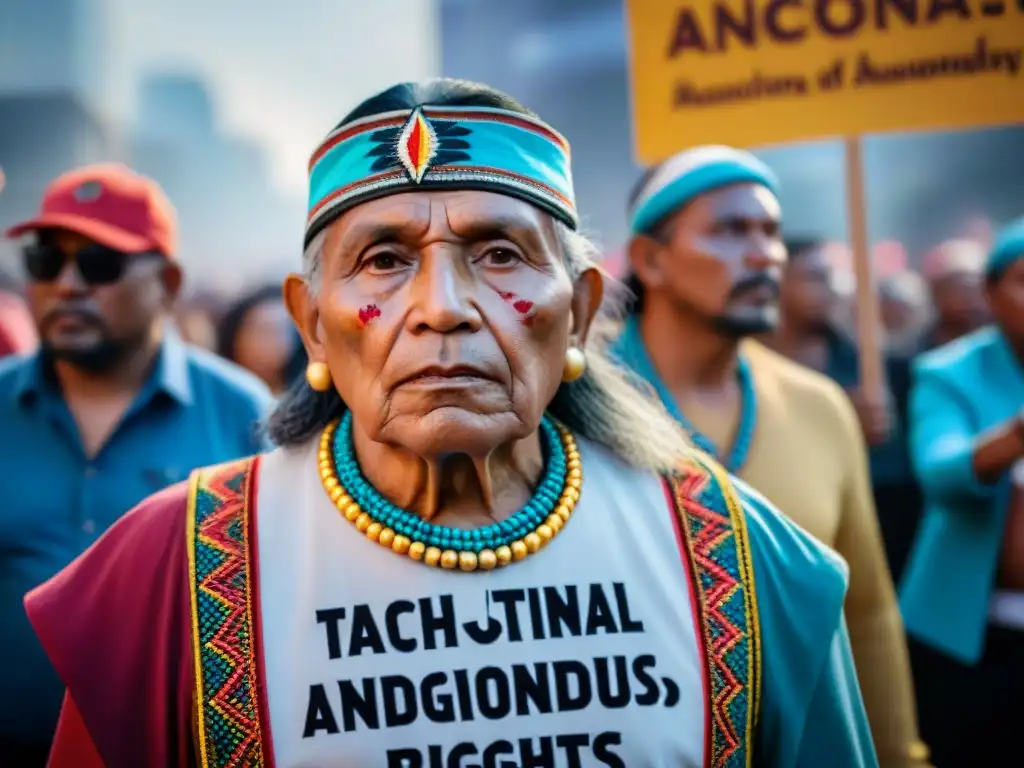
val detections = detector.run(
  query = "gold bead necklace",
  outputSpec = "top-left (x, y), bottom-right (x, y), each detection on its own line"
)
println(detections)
top-left (316, 418), bottom-right (583, 572)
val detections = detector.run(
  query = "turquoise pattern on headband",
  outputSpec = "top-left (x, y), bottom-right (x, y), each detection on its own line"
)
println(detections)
top-left (630, 147), bottom-right (779, 235)
top-left (305, 106), bottom-right (577, 244)
top-left (986, 217), bottom-right (1024, 279)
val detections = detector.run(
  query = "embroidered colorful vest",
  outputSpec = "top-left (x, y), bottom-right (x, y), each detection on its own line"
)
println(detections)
top-left (186, 452), bottom-right (761, 768)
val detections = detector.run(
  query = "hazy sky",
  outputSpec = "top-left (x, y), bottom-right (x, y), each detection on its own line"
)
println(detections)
top-left (101, 0), bottom-right (441, 195)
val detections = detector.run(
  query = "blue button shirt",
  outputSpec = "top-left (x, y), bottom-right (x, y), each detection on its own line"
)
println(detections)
top-left (0, 332), bottom-right (273, 743)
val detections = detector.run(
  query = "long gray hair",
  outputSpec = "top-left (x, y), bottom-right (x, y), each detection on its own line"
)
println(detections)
top-left (266, 223), bottom-right (693, 473)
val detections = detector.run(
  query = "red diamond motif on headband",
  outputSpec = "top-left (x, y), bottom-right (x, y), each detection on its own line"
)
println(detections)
top-left (397, 109), bottom-right (438, 184)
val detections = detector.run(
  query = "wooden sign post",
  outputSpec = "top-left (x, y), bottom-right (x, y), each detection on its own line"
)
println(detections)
top-left (625, 0), bottom-right (1024, 396)
top-left (845, 136), bottom-right (885, 402)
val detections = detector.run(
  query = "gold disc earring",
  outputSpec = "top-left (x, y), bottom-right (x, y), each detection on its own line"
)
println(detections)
top-left (562, 347), bottom-right (586, 383)
top-left (305, 361), bottom-right (333, 392)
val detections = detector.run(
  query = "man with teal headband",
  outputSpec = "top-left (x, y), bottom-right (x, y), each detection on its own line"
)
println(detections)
top-left (614, 146), bottom-right (926, 767)
top-left (27, 80), bottom-right (874, 767)
top-left (901, 216), bottom-right (1024, 767)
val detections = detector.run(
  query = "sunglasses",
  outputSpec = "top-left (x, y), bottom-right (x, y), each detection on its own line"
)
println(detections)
top-left (22, 243), bottom-right (154, 285)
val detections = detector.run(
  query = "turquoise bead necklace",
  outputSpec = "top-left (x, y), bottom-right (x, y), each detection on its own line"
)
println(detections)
top-left (332, 410), bottom-right (566, 552)
top-left (678, 355), bottom-right (758, 473)
top-left (317, 410), bottom-right (584, 571)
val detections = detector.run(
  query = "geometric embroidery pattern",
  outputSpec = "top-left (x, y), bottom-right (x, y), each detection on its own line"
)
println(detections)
top-left (667, 455), bottom-right (761, 768)
top-left (181, 449), bottom-right (758, 767)
top-left (186, 457), bottom-right (265, 767)
top-left (395, 108), bottom-right (440, 182)
top-left (305, 106), bottom-right (577, 242)
top-left (366, 109), bottom-right (471, 181)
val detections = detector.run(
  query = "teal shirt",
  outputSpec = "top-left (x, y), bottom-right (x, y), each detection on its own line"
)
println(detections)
top-left (901, 326), bottom-right (1021, 664)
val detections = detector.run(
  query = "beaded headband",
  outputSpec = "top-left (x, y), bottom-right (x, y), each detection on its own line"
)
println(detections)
top-left (306, 106), bottom-right (577, 246)
top-left (629, 145), bottom-right (779, 235)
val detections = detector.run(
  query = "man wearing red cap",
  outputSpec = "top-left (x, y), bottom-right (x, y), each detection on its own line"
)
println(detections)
top-left (0, 164), bottom-right (273, 764)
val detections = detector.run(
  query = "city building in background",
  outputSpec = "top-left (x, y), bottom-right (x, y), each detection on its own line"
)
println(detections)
top-left (0, 0), bottom-right (106, 100)
top-left (128, 72), bottom-right (300, 284)
top-left (0, 0), bottom-right (116, 278)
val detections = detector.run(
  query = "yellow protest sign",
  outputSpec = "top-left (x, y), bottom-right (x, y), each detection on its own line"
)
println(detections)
top-left (626, 0), bottom-right (1024, 162)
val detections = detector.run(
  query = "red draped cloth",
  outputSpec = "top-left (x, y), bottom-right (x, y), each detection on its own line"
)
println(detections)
top-left (25, 483), bottom-right (196, 768)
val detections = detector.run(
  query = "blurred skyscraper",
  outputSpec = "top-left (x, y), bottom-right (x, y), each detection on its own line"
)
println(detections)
top-left (0, 0), bottom-right (105, 99)
top-left (135, 74), bottom-right (217, 144)
top-left (0, 0), bottom-right (117, 272)
top-left (129, 72), bottom-right (303, 281)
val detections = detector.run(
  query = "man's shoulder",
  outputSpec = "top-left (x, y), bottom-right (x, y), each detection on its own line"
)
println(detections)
top-left (27, 455), bottom-right (260, 629)
top-left (745, 340), bottom-right (856, 422)
top-left (0, 353), bottom-right (41, 420)
top-left (746, 340), bottom-right (842, 394)
top-left (182, 343), bottom-right (274, 409)
top-left (914, 326), bottom-right (996, 379)
top-left (24, 480), bottom-right (191, 683)
top-left (683, 453), bottom-right (849, 594)
top-left (730, 471), bottom-right (849, 595)
top-left (0, 350), bottom-right (34, 387)
top-left (27, 480), bottom-right (191, 609)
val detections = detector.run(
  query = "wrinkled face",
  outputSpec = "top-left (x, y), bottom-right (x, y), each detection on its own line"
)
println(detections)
top-left (780, 243), bottom-right (834, 330)
top-left (633, 183), bottom-right (785, 336)
top-left (23, 229), bottom-right (176, 371)
top-left (988, 257), bottom-right (1024, 343)
top-left (287, 190), bottom-right (600, 458)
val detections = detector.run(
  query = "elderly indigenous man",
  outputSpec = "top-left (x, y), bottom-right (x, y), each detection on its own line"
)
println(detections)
top-left (613, 147), bottom-right (926, 767)
top-left (900, 218), bottom-right (1024, 767)
top-left (27, 80), bottom-right (875, 768)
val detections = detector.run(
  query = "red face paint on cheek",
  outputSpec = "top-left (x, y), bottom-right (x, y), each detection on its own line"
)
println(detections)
top-left (512, 299), bottom-right (533, 315)
top-left (514, 299), bottom-right (535, 326)
top-left (357, 304), bottom-right (381, 328)
top-left (495, 290), bottom-right (535, 326)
